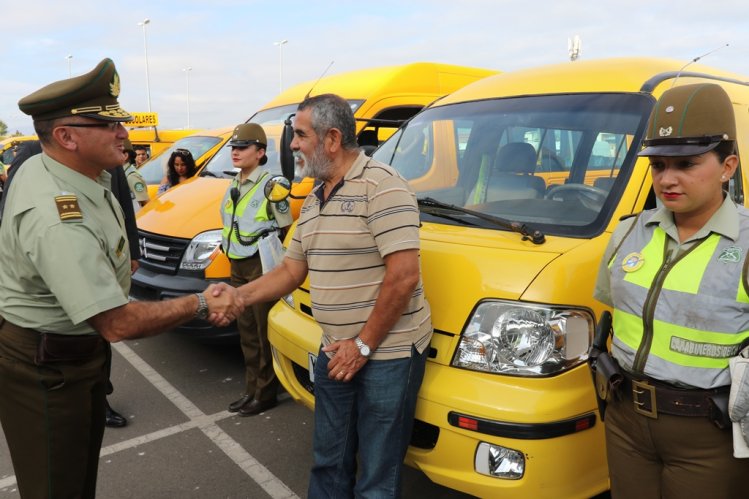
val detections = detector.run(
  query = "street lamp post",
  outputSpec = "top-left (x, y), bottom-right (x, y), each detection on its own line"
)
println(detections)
top-left (274, 39), bottom-right (288, 93)
top-left (137, 18), bottom-right (152, 112)
top-left (182, 67), bottom-right (192, 128)
top-left (65, 54), bottom-right (73, 77)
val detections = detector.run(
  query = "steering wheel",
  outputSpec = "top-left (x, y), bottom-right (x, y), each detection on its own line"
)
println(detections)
top-left (544, 184), bottom-right (608, 211)
top-left (539, 148), bottom-right (565, 172)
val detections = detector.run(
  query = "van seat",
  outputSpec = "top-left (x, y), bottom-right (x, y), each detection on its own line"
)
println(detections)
top-left (593, 177), bottom-right (616, 192)
top-left (471, 142), bottom-right (545, 203)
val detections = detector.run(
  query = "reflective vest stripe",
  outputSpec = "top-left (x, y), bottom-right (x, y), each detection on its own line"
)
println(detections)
top-left (662, 235), bottom-right (718, 294)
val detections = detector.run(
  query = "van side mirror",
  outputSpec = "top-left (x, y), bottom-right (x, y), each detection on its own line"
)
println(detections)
top-left (280, 115), bottom-right (296, 182)
top-left (264, 175), bottom-right (291, 202)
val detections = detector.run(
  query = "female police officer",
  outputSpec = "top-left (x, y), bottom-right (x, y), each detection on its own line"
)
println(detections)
top-left (222, 123), bottom-right (292, 416)
top-left (595, 82), bottom-right (749, 497)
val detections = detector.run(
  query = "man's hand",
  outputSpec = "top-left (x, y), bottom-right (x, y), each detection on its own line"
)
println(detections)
top-left (205, 283), bottom-right (243, 327)
top-left (130, 259), bottom-right (139, 274)
top-left (323, 339), bottom-right (368, 382)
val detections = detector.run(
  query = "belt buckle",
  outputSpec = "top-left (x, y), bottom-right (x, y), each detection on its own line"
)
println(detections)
top-left (632, 379), bottom-right (658, 419)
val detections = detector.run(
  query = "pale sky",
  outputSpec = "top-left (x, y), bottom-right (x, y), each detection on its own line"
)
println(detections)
top-left (3, 0), bottom-right (749, 135)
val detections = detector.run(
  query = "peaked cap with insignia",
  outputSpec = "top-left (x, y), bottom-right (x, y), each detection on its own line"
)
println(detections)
top-left (639, 83), bottom-right (735, 157)
top-left (18, 58), bottom-right (133, 122)
top-left (228, 123), bottom-right (268, 165)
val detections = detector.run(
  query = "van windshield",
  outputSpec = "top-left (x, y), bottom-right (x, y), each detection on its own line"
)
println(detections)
top-left (373, 93), bottom-right (653, 238)
top-left (137, 135), bottom-right (222, 184)
top-left (201, 100), bottom-right (366, 179)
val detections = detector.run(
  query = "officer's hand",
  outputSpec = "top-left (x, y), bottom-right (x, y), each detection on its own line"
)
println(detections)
top-left (205, 283), bottom-right (244, 326)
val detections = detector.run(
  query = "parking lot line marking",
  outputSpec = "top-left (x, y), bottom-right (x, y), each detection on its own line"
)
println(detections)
top-left (113, 342), bottom-right (299, 499)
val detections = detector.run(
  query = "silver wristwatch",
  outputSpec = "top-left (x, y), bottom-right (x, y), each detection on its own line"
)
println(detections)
top-left (355, 336), bottom-right (371, 358)
top-left (194, 292), bottom-right (209, 320)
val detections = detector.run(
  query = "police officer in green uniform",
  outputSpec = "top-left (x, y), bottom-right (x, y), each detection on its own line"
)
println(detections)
top-left (0, 58), bottom-right (242, 499)
top-left (122, 138), bottom-right (150, 211)
top-left (222, 123), bottom-right (292, 416)
top-left (595, 83), bottom-right (749, 498)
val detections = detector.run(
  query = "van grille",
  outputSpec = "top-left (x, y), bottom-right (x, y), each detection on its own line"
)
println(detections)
top-left (137, 230), bottom-right (191, 274)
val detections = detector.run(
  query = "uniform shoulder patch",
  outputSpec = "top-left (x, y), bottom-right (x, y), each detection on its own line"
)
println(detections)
top-left (276, 200), bottom-right (290, 214)
top-left (55, 194), bottom-right (82, 221)
top-left (134, 182), bottom-right (145, 192)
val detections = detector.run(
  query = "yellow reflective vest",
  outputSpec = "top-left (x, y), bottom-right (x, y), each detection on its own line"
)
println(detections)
top-left (221, 172), bottom-right (277, 259)
top-left (609, 210), bottom-right (749, 388)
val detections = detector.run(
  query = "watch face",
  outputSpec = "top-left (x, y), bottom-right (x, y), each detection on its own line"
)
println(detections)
top-left (360, 344), bottom-right (370, 356)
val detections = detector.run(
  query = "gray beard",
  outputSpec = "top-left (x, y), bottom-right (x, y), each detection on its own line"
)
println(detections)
top-left (294, 145), bottom-right (334, 181)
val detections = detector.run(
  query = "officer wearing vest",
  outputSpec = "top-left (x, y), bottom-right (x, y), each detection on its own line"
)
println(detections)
top-left (594, 83), bottom-right (749, 498)
top-left (222, 123), bottom-right (292, 416)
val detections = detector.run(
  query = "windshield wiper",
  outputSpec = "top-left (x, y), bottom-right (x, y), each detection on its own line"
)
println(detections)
top-left (417, 197), bottom-right (545, 244)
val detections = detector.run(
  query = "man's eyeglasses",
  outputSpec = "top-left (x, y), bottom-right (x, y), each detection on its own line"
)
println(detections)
top-left (59, 122), bottom-right (121, 131)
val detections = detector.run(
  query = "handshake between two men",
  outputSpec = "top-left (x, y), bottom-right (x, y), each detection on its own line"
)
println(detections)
top-left (202, 282), bottom-right (246, 327)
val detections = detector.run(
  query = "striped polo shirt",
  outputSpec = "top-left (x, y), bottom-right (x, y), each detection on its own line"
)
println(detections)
top-left (286, 152), bottom-right (432, 360)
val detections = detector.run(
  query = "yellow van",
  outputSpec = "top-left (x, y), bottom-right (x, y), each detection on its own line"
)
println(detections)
top-left (1, 135), bottom-right (38, 165)
top-left (127, 128), bottom-right (201, 159)
top-left (266, 57), bottom-right (749, 498)
top-left (130, 62), bottom-right (497, 340)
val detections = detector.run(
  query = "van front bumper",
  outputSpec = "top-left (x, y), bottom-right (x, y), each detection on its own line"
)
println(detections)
top-left (405, 361), bottom-right (609, 498)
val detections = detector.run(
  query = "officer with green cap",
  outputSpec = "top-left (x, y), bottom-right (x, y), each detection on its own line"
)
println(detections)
top-left (0, 58), bottom-right (243, 498)
top-left (594, 82), bottom-right (749, 497)
top-left (222, 123), bottom-right (292, 416)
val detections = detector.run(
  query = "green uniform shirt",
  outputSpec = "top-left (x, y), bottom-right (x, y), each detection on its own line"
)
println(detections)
top-left (0, 153), bottom-right (131, 334)
top-left (124, 163), bottom-right (150, 203)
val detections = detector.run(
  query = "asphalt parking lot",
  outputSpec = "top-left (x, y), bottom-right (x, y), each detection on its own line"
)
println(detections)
top-left (0, 331), bottom-right (474, 498)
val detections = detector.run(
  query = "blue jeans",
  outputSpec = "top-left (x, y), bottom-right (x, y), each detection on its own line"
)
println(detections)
top-left (308, 344), bottom-right (428, 499)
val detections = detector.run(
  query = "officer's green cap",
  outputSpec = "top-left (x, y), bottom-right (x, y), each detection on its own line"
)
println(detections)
top-left (228, 123), bottom-right (267, 148)
top-left (639, 83), bottom-right (735, 157)
top-left (18, 58), bottom-right (133, 122)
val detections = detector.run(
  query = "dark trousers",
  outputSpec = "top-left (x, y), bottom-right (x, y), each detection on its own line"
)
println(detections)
top-left (231, 256), bottom-right (279, 402)
top-left (0, 319), bottom-right (109, 499)
top-left (605, 392), bottom-right (749, 498)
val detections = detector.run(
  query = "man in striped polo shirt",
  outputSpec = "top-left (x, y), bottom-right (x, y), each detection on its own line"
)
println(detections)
top-left (230, 93), bottom-right (432, 497)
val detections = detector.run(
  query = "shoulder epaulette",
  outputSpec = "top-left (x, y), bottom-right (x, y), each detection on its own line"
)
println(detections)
top-left (55, 194), bottom-right (82, 221)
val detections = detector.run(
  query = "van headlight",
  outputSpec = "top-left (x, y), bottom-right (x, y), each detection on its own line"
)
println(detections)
top-left (452, 300), bottom-right (593, 376)
top-left (180, 230), bottom-right (222, 271)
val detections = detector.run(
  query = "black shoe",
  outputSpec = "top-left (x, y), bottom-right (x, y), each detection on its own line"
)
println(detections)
top-left (228, 394), bottom-right (254, 413)
top-left (105, 404), bottom-right (128, 428)
top-left (238, 398), bottom-right (277, 417)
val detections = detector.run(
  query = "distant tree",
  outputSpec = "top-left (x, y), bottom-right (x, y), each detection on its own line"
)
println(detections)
top-left (0, 119), bottom-right (7, 137)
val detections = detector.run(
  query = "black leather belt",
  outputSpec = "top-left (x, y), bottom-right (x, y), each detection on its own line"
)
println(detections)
top-left (620, 371), bottom-right (728, 418)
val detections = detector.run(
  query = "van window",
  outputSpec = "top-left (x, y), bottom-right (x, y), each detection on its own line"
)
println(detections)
top-left (137, 135), bottom-right (222, 184)
top-left (373, 93), bottom-right (652, 238)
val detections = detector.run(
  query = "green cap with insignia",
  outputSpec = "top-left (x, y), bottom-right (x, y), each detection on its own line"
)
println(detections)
top-left (228, 123), bottom-right (267, 148)
top-left (639, 83), bottom-right (735, 157)
top-left (18, 58), bottom-right (133, 122)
